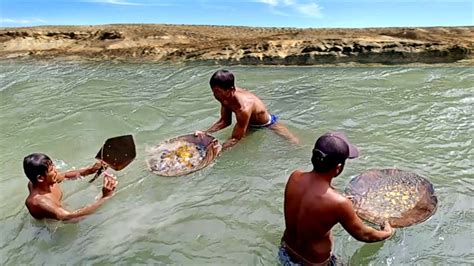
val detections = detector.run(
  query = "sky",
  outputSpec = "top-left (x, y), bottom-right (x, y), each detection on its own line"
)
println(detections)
top-left (0, 0), bottom-right (473, 28)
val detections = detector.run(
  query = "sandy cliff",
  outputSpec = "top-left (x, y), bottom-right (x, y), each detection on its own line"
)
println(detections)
top-left (0, 24), bottom-right (473, 65)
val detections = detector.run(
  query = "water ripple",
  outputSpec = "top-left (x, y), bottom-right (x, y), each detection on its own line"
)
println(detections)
top-left (0, 61), bottom-right (473, 265)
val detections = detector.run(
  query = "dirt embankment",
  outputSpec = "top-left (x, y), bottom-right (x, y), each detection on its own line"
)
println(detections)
top-left (0, 24), bottom-right (473, 65)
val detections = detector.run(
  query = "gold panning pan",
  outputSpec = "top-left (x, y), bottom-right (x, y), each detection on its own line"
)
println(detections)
top-left (89, 135), bottom-right (136, 182)
top-left (345, 169), bottom-right (437, 228)
top-left (146, 133), bottom-right (220, 177)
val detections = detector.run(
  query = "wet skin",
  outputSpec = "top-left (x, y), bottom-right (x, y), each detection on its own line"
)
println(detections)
top-left (283, 166), bottom-right (394, 264)
top-left (25, 162), bottom-right (118, 221)
top-left (198, 86), bottom-right (299, 150)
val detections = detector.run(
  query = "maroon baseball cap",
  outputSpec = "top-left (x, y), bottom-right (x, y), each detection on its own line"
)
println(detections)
top-left (314, 132), bottom-right (359, 160)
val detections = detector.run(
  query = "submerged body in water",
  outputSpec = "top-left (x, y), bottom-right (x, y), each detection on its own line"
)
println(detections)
top-left (0, 61), bottom-right (472, 264)
top-left (23, 153), bottom-right (117, 221)
top-left (195, 69), bottom-right (299, 150)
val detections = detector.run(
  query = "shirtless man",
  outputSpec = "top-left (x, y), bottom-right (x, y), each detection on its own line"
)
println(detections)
top-left (196, 69), bottom-right (299, 150)
top-left (24, 153), bottom-right (118, 221)
top-left (281, 132), bottom-right (394, 265)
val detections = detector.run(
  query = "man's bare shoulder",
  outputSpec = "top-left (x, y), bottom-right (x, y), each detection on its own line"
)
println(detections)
top-left (26, 193), bottom-right (60, 218)
top-left (26, 193), bottom-right (47, 209)
top-left (25, 194), bottom-right (43, 218)
top-left (287, 171), bottom-right (313, 190)
top-left (289, 170), bottom-right (305, 180)
top-left (236, 87), bottom-right (263, 102)
top-left (327, 189), bottom-right (355, 216)
top-left (235, 87), bottom-right (250, 93)
top-left (327, 188), bottom-right (352, 205)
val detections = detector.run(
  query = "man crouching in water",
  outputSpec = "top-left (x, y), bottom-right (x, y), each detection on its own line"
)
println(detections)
top-left (281, 132), bottom-right (394, 265)
top-left (196, 69), bottom-right (299, 150)
top-left (24, 153), bottom-right (118, 221)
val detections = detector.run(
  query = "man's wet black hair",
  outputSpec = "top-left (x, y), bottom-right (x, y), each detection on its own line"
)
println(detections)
top-left (209, 69), bottom-right (235, 90)
top-left (23, 153), bottom-right (53, 184)
top-left (311, 135), bottom-right (349, 173)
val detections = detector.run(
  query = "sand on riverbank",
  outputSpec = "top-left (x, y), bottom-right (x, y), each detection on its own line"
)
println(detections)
top-left (1, 24), bottom-right (473, 65)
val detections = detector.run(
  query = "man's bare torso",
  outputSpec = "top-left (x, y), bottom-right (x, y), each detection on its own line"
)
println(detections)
top-left (26, 182), bottom-right (63, 219)
top-left (228, 88), bottom-right (271, 126)
top-left (283, 170), bottom-right (345, 263)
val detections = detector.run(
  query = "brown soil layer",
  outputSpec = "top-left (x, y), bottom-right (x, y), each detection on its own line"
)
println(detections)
top-left (1, 24), bottom-right (473, 65)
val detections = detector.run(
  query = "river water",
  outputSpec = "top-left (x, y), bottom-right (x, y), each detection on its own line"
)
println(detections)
top-left (0, 60), bottom-right (472, 265)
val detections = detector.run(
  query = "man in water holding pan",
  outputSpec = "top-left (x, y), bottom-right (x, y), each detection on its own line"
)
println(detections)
top-left (281, 132), bottom-right (394, 265)
top-left (23, 153), bottom-right (118, 221)
top-left (195, 69), bottom-right (299, 150)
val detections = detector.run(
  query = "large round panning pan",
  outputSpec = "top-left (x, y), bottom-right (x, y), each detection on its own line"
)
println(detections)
top-left (345, 169), bottom-right (438, 228)
top-left (146, 134), bottom-right (220, 177)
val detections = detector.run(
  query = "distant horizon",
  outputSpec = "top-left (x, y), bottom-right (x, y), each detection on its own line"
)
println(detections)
top-left (1, 22), bottom-right (473, 30)
top-left (1, 0), bottom-right (473, 29)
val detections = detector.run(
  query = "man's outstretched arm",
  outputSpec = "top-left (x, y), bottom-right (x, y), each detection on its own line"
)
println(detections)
top-left (58, 161), bottom-right (105, 181)
top-left (338, 198), bottom-right (394, 243)
top-left (35, 175), bottom-right (117, 221)
top-left (222, 111), bottom-right (250, 150)
top-left (202, 105), bottom-right (233, 134)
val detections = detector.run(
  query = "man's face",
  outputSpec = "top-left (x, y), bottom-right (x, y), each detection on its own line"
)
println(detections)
top-left (211, 86), bottom-right (231, 102)
top-left (41, 164), bottom-right (59, 184)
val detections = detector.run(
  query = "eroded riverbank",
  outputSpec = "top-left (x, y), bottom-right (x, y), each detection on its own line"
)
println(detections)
top-left (1, 25), bottom-right (473, 65)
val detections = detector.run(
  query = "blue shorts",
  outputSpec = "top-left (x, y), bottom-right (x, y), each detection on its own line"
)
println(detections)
top-left (278, 245), bottom-right (340, 266)
top-left (250, 114), bottom-right (278, 128)
top-left (278, 245), bottom-right (302, 266)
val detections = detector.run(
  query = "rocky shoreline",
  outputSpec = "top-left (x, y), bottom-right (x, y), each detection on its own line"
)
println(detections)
top-left (0, 24), bottom-right (473, 65)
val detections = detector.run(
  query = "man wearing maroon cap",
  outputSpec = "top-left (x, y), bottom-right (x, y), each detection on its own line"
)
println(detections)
top-left (280, 132), bottom-right (394, 265)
